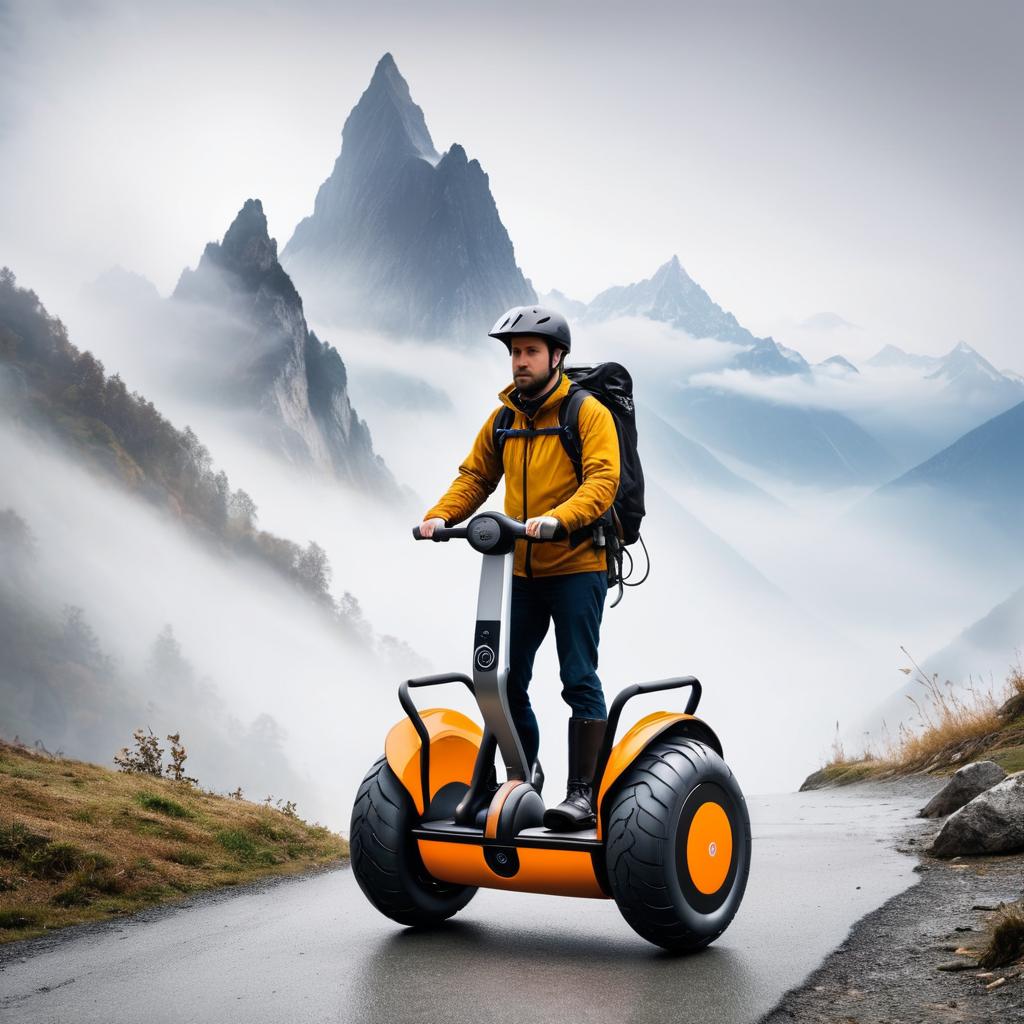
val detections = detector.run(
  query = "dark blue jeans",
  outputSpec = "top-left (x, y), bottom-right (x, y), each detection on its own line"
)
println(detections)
top-left (506, 570), bottom-right (609, 766)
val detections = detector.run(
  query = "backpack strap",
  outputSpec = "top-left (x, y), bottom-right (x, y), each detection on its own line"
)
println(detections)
top-left (558, 385), bottom-right (614, 548)
top-left (492, 389), bottom-right (606, 548)
top-left (557, 384), bottom-right (588, 486)
top-left (492, 406), bottom-right (515, 457)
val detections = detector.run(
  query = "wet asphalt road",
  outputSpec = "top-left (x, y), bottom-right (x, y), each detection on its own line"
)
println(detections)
top-left (0, 783), bottom-right (938, 1024)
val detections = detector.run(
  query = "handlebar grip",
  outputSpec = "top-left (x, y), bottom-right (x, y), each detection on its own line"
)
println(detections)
top-left (536, 519), bottom-right (565, 541)
top-left (412, 524), bottom-right (466, 542)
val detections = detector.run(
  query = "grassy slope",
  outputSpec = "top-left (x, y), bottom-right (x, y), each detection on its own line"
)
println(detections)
top-left (802, 683), bottom-right (1024, 790)
top-left (0, 741), bottom-right (347, 943)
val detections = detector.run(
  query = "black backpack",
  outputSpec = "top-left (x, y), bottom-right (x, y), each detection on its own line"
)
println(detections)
top-left (493, 363), bottom-right (648, 602)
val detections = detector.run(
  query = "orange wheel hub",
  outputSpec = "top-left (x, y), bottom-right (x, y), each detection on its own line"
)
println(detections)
top-left (685, 801), bottom-right (733, 895)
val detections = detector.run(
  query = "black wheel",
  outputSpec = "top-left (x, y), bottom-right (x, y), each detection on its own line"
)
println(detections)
top-left (349, 756), bottom-right (477, 926)
top-left (605, 734), bottom-right (751, 952)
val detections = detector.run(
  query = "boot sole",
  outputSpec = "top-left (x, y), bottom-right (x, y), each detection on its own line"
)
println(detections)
top-left (543, 809), bottom-right (596, 832)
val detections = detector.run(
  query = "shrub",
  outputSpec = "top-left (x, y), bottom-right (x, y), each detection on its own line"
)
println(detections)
top-left (0, 908), bottom-right (42, 929)
top-left (24, 841), bottom-right (86, 879)
top-left (136, 792), bottom-right (192, 819)
top-left (114, 728), bottom-right (164, 776)
top-left (216, 829), bottom-right (281, 866)
top-left (167, 848), bottom-right (206, 867)
top-left (216, 829), bottom-right (258, 861)
top-left (0, 821), bottom-right (48, 862)
top-left (164, 733), bottom-right (197, 785)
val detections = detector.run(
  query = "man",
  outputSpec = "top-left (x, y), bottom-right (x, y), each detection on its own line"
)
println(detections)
top-left (418, 306), bottom-right (620, 831)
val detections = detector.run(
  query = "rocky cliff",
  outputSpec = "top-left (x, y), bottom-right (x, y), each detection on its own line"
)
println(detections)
top-left (174, 199), bottom-right (398, 496)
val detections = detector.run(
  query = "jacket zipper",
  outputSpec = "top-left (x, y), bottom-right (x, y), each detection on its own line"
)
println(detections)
top-left (523, 416), bottom-right (533, 577)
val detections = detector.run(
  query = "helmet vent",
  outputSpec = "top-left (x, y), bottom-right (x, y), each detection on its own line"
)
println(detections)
top-left (535, 316), bottom-right (551, 324)
top-left (511, 313), bottom-right (524, 328)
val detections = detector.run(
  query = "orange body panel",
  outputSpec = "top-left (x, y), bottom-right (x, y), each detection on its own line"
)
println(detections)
top-left (417, 840), bottom-right (608, 899)
top-left (384, 709), bottom-right (482, 814)
top-left (596, 712), bottom-right (702, 838)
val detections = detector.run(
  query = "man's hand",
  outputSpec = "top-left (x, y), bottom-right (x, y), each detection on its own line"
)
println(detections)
top-left (524, 515), bottom-right (560, 539)
top-left (418, 517), bottom-right (446, 538)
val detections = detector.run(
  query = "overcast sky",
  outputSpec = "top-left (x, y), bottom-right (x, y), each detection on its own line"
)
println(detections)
top-left (1, 0), bottom-right (1021, 369)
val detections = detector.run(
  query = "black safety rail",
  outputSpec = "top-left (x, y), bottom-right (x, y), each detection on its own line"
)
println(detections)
top-left (398, 673), bottom-right (476, 815)
top-left (590, 676), bottom-right (702, 799)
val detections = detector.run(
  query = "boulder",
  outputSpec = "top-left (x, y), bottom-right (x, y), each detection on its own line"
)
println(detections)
top-left (930, 772), bottom-right (1024, 858)
top-left (919, 760), bottom-right (1008, 818)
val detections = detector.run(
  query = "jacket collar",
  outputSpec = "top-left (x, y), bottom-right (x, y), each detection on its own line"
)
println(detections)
top-left (498, 369), bottom-right (571, 417)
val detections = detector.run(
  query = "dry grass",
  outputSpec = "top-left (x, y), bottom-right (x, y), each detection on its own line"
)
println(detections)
top-left (816, 656), bottom-right (1024, 784)
top-left (0, 740), bottom-right (347, 943)
top-left (979, 901), bottom-right (1024, 969)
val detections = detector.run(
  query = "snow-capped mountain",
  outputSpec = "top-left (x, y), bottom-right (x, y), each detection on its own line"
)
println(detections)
top-left (815, 355), bottom-right (860, 375)
top-left (577, 254), bottom-right (817, 378)
top-left (925, 340), bottom-right (1024, 405)
top-left (282, 53), bottom-right (534, 340)
top-left (732, 336), bottom-right (810, 376)
top-left (582, 254), bottom-right (758, 346)
top-left (864, 344), bottom-right (942, 372)
top-left (537, 288), bottom-right (587, 319)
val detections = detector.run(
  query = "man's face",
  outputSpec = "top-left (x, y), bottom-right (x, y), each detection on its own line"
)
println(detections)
top-left (511, 335), bottom-right (561, 396)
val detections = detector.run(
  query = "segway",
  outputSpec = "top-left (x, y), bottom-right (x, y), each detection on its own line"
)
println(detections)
top-left (349, 512), bottom-right (751, 952)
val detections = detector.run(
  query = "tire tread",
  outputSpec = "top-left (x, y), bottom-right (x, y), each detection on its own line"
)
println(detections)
top-left (605, 734), bottom-right (750, 952)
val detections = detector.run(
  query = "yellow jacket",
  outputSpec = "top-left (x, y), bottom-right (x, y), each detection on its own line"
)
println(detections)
top-left (424, 372), bottom-right (621, 577)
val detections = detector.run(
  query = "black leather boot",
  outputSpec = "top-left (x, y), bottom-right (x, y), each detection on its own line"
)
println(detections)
top-left (542, 718), bottom-right (606, 831)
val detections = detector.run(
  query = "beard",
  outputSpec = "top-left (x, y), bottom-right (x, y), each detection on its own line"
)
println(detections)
top-left (514, 363), bottom-right (556, 397)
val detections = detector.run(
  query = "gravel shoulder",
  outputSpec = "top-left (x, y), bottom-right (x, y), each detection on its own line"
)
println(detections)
top-left (761, 777), bottom-right (1024, 1024)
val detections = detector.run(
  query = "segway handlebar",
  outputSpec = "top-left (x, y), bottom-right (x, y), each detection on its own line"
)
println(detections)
top-left (413, 511), bottom-right (564, 550)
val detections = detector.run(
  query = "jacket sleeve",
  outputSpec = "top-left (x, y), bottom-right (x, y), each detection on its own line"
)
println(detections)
top-left (423, 408), bottom-right (505, 525)
top-left (542, 396), bottom-right (620, 534)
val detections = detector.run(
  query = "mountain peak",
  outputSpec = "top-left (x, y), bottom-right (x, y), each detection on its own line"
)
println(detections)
top-left (928, 339), bottom-right (1006, 386)
top-left (280, 53), bottom-right (534, 339)
top-left (344, 52), bottom-right (438, 165)
top-left (173, 198), bottom-right (297, 308)
top-left (655, 254), bottom-right (686, 279)
top-left (221, 198), bottom-right (276, 268)
top-left (817, 354), bottom-right (860, 375)
top-left (583, 255), bottom-right (757, 346)
top-left (441, 142), bottom-right (469, 166)
top-left (865, 344), bottom-right (940, 371)
top-left (366, 51), bottom-right (409, 102)
top-left (734, 336), bottom-right (810, 376)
